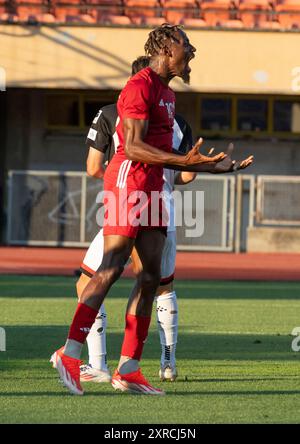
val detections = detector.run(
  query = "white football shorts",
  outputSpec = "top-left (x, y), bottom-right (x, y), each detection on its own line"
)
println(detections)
top-left (80, 229), bottom-right (176, 285)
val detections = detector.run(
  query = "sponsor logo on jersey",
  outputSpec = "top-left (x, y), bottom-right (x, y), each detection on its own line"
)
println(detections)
top-left (93, 110), bottom-right (102, 124)
top-left (159, 98), bottom-right (175, 119)
top-left (87, 128), bottom-right (97, 141)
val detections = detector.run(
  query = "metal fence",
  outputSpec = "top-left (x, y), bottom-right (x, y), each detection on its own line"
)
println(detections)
top-left (256, 176), bottom-right (300, 226)
top-left (8, 170), bottom-right (300, 251)
top-left (6, 170), bottom-right (236, 251)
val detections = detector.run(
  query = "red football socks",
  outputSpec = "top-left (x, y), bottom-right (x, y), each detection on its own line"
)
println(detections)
top-left (68, 303), bottom-right (98, 344)
top-left (121, 313), bottom-right (151, 360)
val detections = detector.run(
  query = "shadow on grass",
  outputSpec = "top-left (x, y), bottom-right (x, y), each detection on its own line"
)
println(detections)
top-left (1, 276), bottom-right (300, 300)
top-left (1, 390), bottom-right (300, 397)
top-left (0, 326), bottom-right (298, 363)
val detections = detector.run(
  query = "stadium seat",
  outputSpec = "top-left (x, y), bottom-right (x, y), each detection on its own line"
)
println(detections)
top-left (124, 1), bottom-right (161, 25)
top-left (53, 0), bottom-right (82, 22)
top-left (49, 0), bottom-right (96, 23)
top-left (39, 13), bottom-right (57, 23)
top-left (181, 17), bottom-right (208, 26)
top-left (275, 1), bottom-right (300, 29)
top-left (238, 0), bottom-right (272, 28)
top-left (99, 14), bottom-right (131, 25)
top-left (0, 0), bottom-right (19, 23)
top-left (0, 0), bottom-right (5, 17)
top-left (86, 0), bottom-right (124, 23)
top-left (220, 18), bottom-right (245, 27)
top-left (15, 0), bottom-right (49, 24)
top-left (163, 1), bottom-right (199, 24)
top-left (258, 19), bottom-right (281, 28)
top-left (201, 0), bottom-right (233, 27)
top-left (143, 16), bottom-right (166, 25)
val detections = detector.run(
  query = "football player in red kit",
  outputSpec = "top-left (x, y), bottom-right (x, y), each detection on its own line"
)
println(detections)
top-left (51, 24), bottom-right (235, 396)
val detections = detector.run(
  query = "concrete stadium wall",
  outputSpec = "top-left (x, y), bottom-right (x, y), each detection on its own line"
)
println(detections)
top-left (248, 227), bottom-right (300, 253)
top-left (1, 25), bottom-right (300, 94)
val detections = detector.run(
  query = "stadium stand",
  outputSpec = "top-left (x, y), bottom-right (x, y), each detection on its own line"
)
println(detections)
top-left (124, 0), bottom-right (162, 25)
top-left (201, 0), bottom-right (233, 27)
top-left (219, 18), bottom-right (245, 27)
top-left (0, 0), bottom-right (299, 30)
top-left (181, 16), bottom-right (208, 26)
top-left (17, 0), bottom-right (46, 20)
top-left (0, 0), bottom-right (18, 22)
top-left (276, 0), bottom-right (300, 29)
top-left (163, 0), bottom-right (199, 24)
top-left (238, 0), bottom-right (273, 29)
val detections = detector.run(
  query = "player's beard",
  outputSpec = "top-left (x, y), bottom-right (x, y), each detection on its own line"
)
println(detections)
top-left (181, 67), bottom-right (190, 85)
top-left (182, 70), bottom-right (190, 84)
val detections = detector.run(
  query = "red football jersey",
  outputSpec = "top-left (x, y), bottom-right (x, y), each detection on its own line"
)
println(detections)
top-left (104, 67), bottom-right (175, 192)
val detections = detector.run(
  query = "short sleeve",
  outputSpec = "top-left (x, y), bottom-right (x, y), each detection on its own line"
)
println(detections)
top-left (182, 121), bottom-right (193, 153)
top-left (122, 78), bottom-right (151, 120)
top-left (175, 115), bottom-right (194, 154)
top-left (85, 110), bottom-right (111, 153)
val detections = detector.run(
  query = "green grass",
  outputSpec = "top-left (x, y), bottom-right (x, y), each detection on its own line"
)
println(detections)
top-left (1, 275), bottom-right (300, 424)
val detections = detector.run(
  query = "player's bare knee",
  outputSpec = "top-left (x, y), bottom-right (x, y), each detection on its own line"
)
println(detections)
top-left (141, 269), bottom-right (161, 293)
top-left (109, 264), bottom-right (124, 282)
top-left (99, 264), bottom-right (124, 287)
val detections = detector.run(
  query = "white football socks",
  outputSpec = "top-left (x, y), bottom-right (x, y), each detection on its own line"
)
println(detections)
top-left (156, 291), bottom-right (178, 368)
top-left (86, 304), bottom-right (108, 371)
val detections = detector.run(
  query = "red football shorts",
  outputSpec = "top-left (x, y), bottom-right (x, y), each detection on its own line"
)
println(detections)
top-left (102, 184), bottom-right (168, 238)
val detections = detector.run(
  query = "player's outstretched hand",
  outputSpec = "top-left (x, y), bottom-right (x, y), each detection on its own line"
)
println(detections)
top-left (185, 138), bottom-right (226, 166)
top-left (212, 143), bottom-right (254, 174)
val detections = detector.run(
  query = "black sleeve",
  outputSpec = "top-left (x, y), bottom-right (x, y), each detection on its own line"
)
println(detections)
top-left (174, 114), bottom-right (194, 154)
top-left (85, 110), bottom-right (112, 154)
top-left (181, 121), bottom-right (193, 153)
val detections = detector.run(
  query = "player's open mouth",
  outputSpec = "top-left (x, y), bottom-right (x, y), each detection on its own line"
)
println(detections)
top-left (185, 53), bottom-right (194, 73)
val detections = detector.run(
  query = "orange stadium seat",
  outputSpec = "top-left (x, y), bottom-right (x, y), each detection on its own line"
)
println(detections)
top-left (124, 1), bottom-right (161, 25)
top-left (86, 0), bottom-right (124, 23)
top-left (276, 0), bottom-right (300, 29)
top-left (258, 18), bottom-right (281, 28)
top-left (220, 18), bottom-right (245, 27)
top-left (181, 17), bottom-right (208, 26)
top-left (50, 0), bottom-right (96, 23)
top-left (163, 1), bottom-right (199, 24)
top-left (15, 0), bottom-right (50, 23)
top-left (238, 0), bottom-right (272, 28)
top-left (100, 14), bottom-right (131, 25)
top-left (52, 0), bottom-right (82, 22)
top-left (0, 0), bottom-right (19, 22)
top-left (0, 0), bottom-right (5, 15)
top-left (143, 16), bottom-right (166, 25)
top-left (200, 0), bottom-right (233, 27)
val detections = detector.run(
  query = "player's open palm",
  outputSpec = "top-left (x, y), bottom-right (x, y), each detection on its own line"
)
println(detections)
top-left (185, 138), bottom-right (226, 165)
top-left (213, 143), bottom-right (254, 173)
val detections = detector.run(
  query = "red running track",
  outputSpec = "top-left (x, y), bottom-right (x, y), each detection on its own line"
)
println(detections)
top-left (0, 247), bottom-right (300, 281)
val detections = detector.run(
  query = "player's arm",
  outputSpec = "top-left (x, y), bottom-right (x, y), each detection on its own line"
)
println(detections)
top-left (124, 118), bottom-right (226, 167)
top-left (86, 148), bottom-right (105, 179)
top-left (166, 144), bottom-right (254, 174)
top-left (174, 171), bottom-right (196, 185)
top-left (173, 117), bottom-right (197, 184)
top-left (207, 143), bottom-right (254, 174)
top-left (85, 108), bottom-right (112, 178)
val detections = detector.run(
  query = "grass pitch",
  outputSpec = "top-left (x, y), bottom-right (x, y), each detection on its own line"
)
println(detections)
top-left (1, 275), bottom-right (300, 424)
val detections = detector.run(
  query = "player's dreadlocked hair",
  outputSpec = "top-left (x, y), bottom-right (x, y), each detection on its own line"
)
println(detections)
top-left (144, 23), bottom-right (183, 56)
top-left (131, 56), bottom-right (150, 76)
